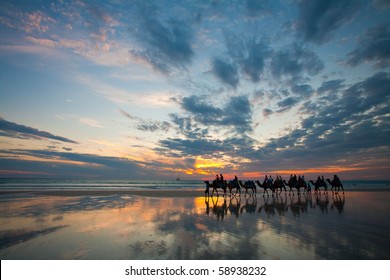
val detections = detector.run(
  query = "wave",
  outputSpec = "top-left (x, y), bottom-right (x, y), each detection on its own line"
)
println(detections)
top-left (0, 178), bottom-right (389, 191)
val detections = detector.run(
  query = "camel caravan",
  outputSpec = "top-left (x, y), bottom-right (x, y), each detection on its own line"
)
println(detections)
top-left (204, 174), bottom-right (344, 197)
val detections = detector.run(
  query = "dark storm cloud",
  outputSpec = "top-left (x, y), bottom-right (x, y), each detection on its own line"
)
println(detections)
top-left (270, 43), bottom-right (324, 81)
top-left (211, 57), bottom-right (239, 88)
top-left (296, 0), bottom-right (361, 43)
top-left (0, 118), bottom-right (77, 144)
top-left (346, 23), bottom-right (390, 68)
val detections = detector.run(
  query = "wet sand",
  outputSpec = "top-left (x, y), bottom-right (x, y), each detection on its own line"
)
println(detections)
top-left (0, 189), bottom-right (389, 259)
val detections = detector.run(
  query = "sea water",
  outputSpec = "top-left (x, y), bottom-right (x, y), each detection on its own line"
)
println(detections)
top-left (0, 178), bottom-right (389, 191)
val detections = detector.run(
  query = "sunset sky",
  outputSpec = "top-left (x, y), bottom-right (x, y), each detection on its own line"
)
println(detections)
top-left (0, 0), bottom-right (389, 180)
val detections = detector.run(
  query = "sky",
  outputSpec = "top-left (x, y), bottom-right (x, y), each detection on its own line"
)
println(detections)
top-left (0, 0), bottom-right (389, 180)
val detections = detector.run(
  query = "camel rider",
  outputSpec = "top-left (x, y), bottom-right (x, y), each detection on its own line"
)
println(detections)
top-left (334, 175), bottom-right (341, 184)
top-left (232, 175), bottom-right (239, 188)
top-left (268, 175), bottom-right (274, 185)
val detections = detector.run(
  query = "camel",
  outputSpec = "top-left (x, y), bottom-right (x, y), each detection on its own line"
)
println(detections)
top-left (309, 179), bottom-right (328, 192)
top-left (326, 178), bottom-right (344, 194)
top-left (204, 180), bottom-right (227, 196)
top-left (238, 180), bottom-right (256, 195)
top-left (226, 180), bottom-right (241, 195)
top-left (272, 178), bottom-right (287, 195)
top-left (255, 180), bottom-right (274, 196)
top-left (283, 179), bottom-right (307, 194)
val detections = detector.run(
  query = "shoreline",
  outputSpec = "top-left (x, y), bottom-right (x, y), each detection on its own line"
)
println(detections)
top-left (0, 189), bottom-right (205, 197)
top-left (0, 188), bottom-right (389, 198)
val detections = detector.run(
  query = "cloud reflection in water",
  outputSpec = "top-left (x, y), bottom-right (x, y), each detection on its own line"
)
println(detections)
top-left (0, 192), bottom-right (388, 259)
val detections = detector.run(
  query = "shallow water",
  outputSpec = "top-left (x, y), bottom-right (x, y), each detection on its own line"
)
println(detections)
top-left (0, 191), bottom-right (389, 259)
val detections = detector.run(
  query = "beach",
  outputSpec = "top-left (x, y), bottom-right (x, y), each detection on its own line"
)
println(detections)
top-left (0, 188), bottom-right (389, 260)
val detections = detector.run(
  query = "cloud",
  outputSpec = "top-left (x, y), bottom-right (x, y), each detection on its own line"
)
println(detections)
top-left (262, 108), bottom-right (273, 117)
top-left (129, 2), bottom-right (195, 75)
top-left (25, 36), bottom-right (59, 48)
top-left (317, 79), bottom-right (345, 94)
top-left (157, 138), bottom-right (227, 157)
top-left (223, 32), bottom-right (272, 83)
top-left (346, 23), bottom-right (390, 68)
top-left (277, 97), bottom-right (299, 110)
top-left (179, 94), bottom-right (252, 133)
top-left (0, 118), bottom-right (77, 144)
top-left (155, 94), bottom-right (254, 159)
top-left (270, 43), bottom-right (324, 81)
top-left (119, 109), bottom-right (171, 133)
top-left (244, 0), bottom-right (273, 17)
top-left (291, 84), bottom-right (314, 96)
top-left (169, 113), bottom-right (209, 139)
top-left (137, 121), bottom-right (171, 133)
top-left (296, 0), bottom-right (360, 43)
top-left (0, 149), bottom-right (169, 179)
top-left (181, 95), bottom-right (222, 119)
top-left (211, 57), bottom-right (239, 88)
top-left (252, 71), bottom-right (390, 171)
top-left (239, 41), bottom-right (271, 82)
top-left (79, 118), bottom-right (103, 128)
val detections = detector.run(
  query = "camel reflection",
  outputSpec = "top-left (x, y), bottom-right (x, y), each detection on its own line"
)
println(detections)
top-left (205, 196), bottom-right (227, 220)
top-left (258, 196), bottom-right (276, 217)
top-left (289, 193), bottom-right (309, 216)
top-left (204, 192), bottom-right (345, 220)
top-left (228, 196), bottom-right (241, 218)
top-left (313, 192), bottom-right (329, 213)
top-left (331, 193), bottom-right (345, 213)
top-left (240, 196), bottom-right (257, 214)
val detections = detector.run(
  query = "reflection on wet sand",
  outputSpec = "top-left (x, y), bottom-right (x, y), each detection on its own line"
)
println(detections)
top-left (205, 192), bottom-right (344, 219)
top-left (0, 191), bottom-right (389, 259)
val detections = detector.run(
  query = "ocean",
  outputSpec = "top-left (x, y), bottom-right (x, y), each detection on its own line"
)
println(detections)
top-left (0, 178), bottom-right (389, 191)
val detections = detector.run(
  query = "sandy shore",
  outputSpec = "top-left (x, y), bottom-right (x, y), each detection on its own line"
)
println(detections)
top-left (0, 189), bottom-right (389, 259)
top-left (1, 187), bottom-right (388, 198)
